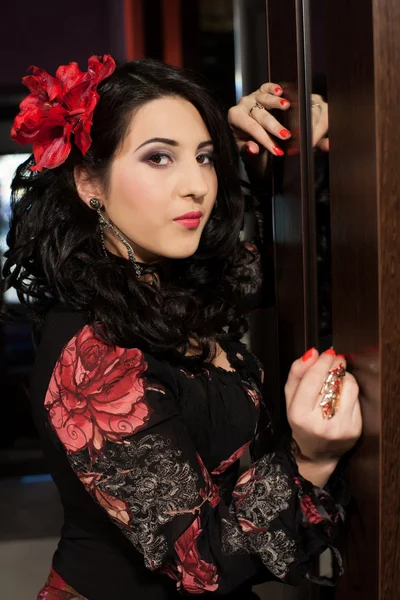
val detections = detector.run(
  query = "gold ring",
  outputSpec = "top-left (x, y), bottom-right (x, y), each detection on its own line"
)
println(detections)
top-left (319, 363), bottom-right (346, 419)
top-left (249, 102), bottom-right (266, 117)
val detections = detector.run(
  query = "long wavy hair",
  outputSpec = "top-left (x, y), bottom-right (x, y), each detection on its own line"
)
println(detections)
top-left (2, 59), bottom-right (261, 362)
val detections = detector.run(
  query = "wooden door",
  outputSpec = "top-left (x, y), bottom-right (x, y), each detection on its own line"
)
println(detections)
top-left (324, 0), bottom-right (400, 598)
top-left (241, 0), bottom-right (400, 598)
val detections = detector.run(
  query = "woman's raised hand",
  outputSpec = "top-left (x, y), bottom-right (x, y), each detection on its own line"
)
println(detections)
top-left (284, 349), bottom-right (362, 473)
top-left (228, 83), bottom-right (329, 156)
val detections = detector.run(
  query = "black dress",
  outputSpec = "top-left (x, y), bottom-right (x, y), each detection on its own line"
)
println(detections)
top-left (31, 305), bottom-right (345, 600)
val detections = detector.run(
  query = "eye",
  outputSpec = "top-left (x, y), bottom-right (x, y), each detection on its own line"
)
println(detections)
top-left (147, 153), bottom-right (172, 166)
top-left (196, 153), bottom-right (216, 166)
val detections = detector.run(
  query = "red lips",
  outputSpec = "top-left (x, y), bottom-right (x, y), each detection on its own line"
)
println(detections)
top-left (173, 211), bottom-right (203, 230)
top-left (174, 211), bottom-right (203, 221)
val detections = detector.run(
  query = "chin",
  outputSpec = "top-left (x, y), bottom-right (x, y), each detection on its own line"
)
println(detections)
top-left (162, 239), bottom-right (201, 260)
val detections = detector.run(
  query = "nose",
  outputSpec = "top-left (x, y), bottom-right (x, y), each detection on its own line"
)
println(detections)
top-left (178, 158), bottom-right (209, 201)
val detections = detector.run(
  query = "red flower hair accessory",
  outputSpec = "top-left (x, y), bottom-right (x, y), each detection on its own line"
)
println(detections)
top-left (11, 54), bottom-right (116, 172)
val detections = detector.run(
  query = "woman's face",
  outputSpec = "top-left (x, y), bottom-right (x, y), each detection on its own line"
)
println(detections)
top-left (101, 97), bottom-right (218, 263)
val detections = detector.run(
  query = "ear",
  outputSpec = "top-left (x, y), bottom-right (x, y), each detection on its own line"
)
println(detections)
top-left (74, 165), bottom-right (103, 208)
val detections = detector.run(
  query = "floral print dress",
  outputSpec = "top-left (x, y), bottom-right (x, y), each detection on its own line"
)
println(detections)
top-left (31, 306), bottom-right (346, 600)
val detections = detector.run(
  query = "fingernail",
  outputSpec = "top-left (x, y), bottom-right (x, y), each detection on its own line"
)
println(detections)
top-left (274, 86), bottom-right (282, 94)
top-left (302, 348), bottom-right (315, 362)
top-left (279, 128), bottom-right (291, 139)
top-left (337, 354), bottom-right (345, 360)
top-left (273, 146), bottom-right (284, 156)
top-left (280, 99), bottom-right (289, 107)
top-left (246, 146), bottom-right (258, 155)
top-left (324, 348), bottom-right (336, 356)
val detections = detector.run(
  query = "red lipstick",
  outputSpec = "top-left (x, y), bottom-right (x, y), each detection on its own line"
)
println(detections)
top-left (173, 211), bottom-right (203, 229)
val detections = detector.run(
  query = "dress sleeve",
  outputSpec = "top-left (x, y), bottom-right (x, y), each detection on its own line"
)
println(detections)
top-left (44, 325), bottom-right (346, 595)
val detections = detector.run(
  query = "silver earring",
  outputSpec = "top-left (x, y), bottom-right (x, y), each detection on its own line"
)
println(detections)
top-left (89, 198), bottom-right (142, 278)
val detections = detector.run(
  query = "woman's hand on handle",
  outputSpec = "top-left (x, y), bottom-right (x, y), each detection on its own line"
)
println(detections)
top-left (228, 84), bottom-right (330, 158)
top-left (285, 348), bottom-right (362, 487)
top-left (228, 83), bottom-right (291, 157)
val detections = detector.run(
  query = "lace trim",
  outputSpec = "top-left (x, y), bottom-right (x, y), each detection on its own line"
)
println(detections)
top-left (70, 434), bottom-right (201, 570)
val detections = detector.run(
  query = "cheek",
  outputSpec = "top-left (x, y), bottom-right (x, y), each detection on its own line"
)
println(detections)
top-left (108, 167), bottom-right (165, 217)
top-left (207, 171), bottom-right (218, 207)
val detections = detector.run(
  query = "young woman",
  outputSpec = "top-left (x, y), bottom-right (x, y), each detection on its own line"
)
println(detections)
top-left (4, 55), bottom-right (361, 600)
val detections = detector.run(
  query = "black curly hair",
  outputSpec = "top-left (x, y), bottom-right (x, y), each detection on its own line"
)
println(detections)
top-left (2, 58), bottom-right (261, 363)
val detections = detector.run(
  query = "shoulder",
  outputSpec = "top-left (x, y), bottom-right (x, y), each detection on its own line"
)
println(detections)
top-left (40, 309), bottom-right (175, 393)
top-left (42, 315), bottom-right (179, 455)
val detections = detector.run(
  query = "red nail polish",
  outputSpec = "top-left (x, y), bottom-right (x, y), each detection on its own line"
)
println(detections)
top-left (279, 128), bottom-right (291, 139)
top-left (337, 354), bottom-right (345, 360)
top-left (247, 146), bottom-right (257, 155)
top-left (274, 86), bottom-right (282, 93)
top-left (273, 146), bottom-right (284, 156)
top-left (302, 348), bottom-right (314, 362)
top-left (324, 348), bottom-right (336, 356)
top-left (280, 99), bottom-right (289, 106)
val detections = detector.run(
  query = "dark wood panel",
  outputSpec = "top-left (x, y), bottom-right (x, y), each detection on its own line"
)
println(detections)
top-left (326, 0), bottom-right (400, 598)
top-left (326, 1), bottom-right (380, 598)
top-left (373, 0), bottom-right (400, 596)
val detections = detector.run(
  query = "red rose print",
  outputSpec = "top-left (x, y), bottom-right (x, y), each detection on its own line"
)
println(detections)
top-left (11, 54), bottom-right (116, 171)
top-left (211, 440), bottom-right (252, 475)
top-left (175, 517), bottom-right (219, 594)
top-left (45, 325), bottom-right (151, 456)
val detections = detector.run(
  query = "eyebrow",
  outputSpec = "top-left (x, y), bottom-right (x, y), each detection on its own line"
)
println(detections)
top-left (134, 137), bottom-right (214, 152)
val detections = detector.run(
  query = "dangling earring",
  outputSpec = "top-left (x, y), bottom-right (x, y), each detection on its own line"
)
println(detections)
top-left (89, 198), bottom-right (142, 278)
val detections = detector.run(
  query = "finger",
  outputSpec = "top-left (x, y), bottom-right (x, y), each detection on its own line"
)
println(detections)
top-left (238, 92), bottom-right (290, 116)
top-left (351, 398), bottom-right (363, 437)
top-left (236, 139), bottom-right (253, 154)
top-left (337, 373), bottom-right (358, 415)
top-left (229, 106), bottom-right (274, 149)
top-left (244, 141), bottom-right (261, 155)
top-left (250, 105), bottom-right (292, 142)
top-left (292, 349), bottom-right (339, 411)
top-left (258, 82), bottom-right (284, 96)
top-left (285, 348), bottom-right (319, 406)
top-left (311, 354), bottom-right (348, 413)
top-left (318, 137), bottom-right (330, 152)
top-left (254, 92), bottom-right (291, 112)
top-left (232, 108), bottom-right (285, 156)
top-left (311, 105), bottom-right (329, 148)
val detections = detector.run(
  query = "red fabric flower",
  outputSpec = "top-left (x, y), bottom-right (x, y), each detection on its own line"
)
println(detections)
top-left (45, 325), bottom-right (151, 456)
top-left (175, 517), bottom-right (219, 594)
top-left (11, 54), bottom-right (116, 171)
